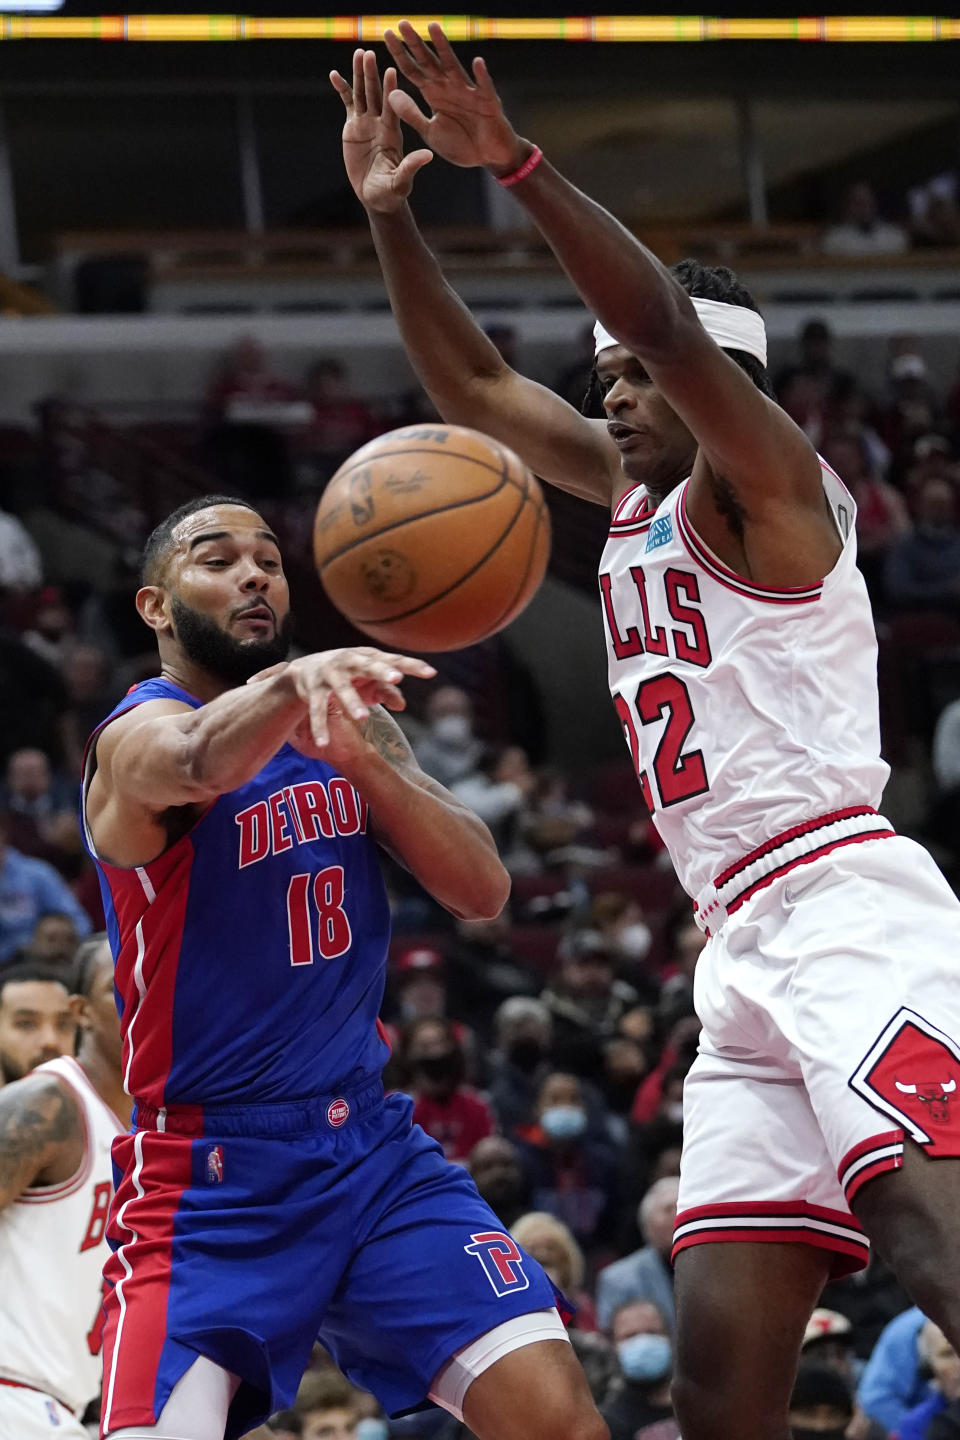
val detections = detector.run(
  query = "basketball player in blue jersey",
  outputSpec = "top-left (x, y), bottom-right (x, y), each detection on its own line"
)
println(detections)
top-left (82, 495), bottom-right (607, 1440)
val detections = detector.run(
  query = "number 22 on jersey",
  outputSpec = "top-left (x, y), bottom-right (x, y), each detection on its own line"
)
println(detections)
top-left (603, 565), bottom-right (712, 814)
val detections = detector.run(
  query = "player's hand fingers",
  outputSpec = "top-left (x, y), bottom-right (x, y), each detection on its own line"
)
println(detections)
top-left (369, 682), bottom-right (406, 711)
top-left (388, 89), bottom-right (433, 140)
top-left (320, 664), bottom-right (370, 722)
top-left (352, 47), bottom-right (367, 112)
top-left (396, 149), bottom-right (434, 189)
top-left (308, 686), bottom-right (332, 747)
top-left (383, 27), bottom-right (426, 83)
top-left (372, 653), bottom-right (437, 678)
top-left (397, 19), bottom-right (442, 71)
top-left (329, 70), bottom-right (354, 111)
top-left (362, 49), bottom-right (384, 113)
top-left (471, 55), bottom-right (501, 100)
top-left (427, 22), bottom-right (472, 81)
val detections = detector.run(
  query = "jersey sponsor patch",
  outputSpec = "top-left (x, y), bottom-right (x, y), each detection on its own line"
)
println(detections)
top-left (849, 1007), bottom-right (960, 1155)
top-left (463, 1230), bottom-right (529, 1298)
top-left (645, 516), bottom-right (673, 552)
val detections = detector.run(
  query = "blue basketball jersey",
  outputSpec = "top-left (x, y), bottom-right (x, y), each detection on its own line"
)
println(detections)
top-left (82, 678), bottom-right (392, 1111)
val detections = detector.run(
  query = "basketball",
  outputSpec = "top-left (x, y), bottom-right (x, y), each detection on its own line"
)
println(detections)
top-left (312, 424), bottom-right (551, 652)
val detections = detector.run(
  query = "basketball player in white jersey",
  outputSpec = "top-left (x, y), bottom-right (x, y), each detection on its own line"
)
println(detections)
top-left (0, 935), bottom-right (129, 1439)
top-left (335, 31), bottom-right (960, 1439)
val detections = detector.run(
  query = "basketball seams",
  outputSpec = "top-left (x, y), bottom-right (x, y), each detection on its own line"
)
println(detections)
top-left (332, 443), bottom-right (529, 498)
top-left (475, 482), bottom-right (550, 640)
top-left (350, 476), bottom-right (535, 629)
top-left (316, 452), bottom-right (519, 567)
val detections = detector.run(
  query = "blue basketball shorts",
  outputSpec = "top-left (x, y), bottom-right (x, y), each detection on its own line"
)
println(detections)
top-left (99, 1081), bottom-right (558, 1439)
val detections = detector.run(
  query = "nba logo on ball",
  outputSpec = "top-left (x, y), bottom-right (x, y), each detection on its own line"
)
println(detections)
top-left (205, 1146), bottom-right (224, 1184)
top-left (327, 1098), bottom-right (350, 1129)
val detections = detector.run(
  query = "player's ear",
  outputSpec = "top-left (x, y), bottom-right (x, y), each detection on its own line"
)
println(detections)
top-left (69, 992), bottom-right (90, 1033)
top-left (137, 584), bottom-right (171, 634)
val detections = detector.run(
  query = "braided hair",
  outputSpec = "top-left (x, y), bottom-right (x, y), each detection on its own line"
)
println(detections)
top-left (582, 256), bottom-right (774, 415)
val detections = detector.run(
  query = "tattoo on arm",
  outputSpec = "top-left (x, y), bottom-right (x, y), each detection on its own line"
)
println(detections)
top-left (0, 1074), bottom-right (80, 1205)
top-left (360, 705), bottom-right (418, 769)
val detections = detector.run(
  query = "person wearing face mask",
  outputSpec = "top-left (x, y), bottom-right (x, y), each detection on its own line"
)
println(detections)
top-left (412, 686), bottom-right (482, 789)
top-left (595, 1178), bottom-right (679, 1335)
top-left (591, 894), bottom-right (654, 980)
top-left (487, 998), bottom-right (554, 1137)
top-left (514, 1072), bottom-right (619, 1249)
top-left (541, 932), bottom-right (640, 1083)
top-left (600, 1301), bottom-right (678, 1440)
top-left (788, 1363), bottom-right (856, 1440)
top-left (404, 1018), bottom-right (495, 1164)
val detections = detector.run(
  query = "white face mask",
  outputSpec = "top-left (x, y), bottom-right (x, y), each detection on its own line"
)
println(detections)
top-left (617, 922), bottom-right (652, 960)
top-left (664, 1101), bottom-right (685, 1125)
top-left (432, 714), bottom-right (472, 747)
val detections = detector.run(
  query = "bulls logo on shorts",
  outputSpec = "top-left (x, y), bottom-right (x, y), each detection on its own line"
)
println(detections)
top-left (464, 1231), bottom-right (530, 1298)
top-left (849, 1007), bottom-right (960, 1156)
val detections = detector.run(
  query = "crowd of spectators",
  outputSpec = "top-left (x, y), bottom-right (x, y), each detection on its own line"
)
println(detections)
top-left (820, 177), bottom-right (960, 258)
top-left (4, 311), bottom-right (960, 1436)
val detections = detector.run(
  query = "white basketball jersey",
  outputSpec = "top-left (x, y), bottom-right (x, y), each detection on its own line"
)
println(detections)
top-left (599, 461), bottom-right (890, 902)
top-left (0, 1055), bottom-right (125, 1415)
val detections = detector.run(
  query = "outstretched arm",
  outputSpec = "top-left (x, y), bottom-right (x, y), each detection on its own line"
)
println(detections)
top-left (331, 702), bottom-right (510, 920)
top-left (330, 49), bottom-right (616, 507)
top-left (385, 24), bottom-right (838, 582)
top-left (0, 1073), bottom-right (86, 1209)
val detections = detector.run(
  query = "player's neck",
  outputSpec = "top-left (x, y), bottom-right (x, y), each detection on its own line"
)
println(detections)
top-left (159, 657), bottom-right (229, 704)
top-left (78, 1042), bottom-right (132, 1127)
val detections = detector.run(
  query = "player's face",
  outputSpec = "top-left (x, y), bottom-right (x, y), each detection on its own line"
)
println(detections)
top-left (76, 947), bottom-right (123, 1073)
top-left (161, 505), bottom-right (293, 685)
top-left (0, 980), bottom-right (77, 1082)
top-left (597, 346), bottom-right (697, 492)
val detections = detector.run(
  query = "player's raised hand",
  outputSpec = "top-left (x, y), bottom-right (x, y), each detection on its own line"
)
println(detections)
top-left (252, 647), bottom-right (435, 751)
top-left (330, 48), bottom-right (433, 214)
top-left (383, 20), bottom-right (527, 173)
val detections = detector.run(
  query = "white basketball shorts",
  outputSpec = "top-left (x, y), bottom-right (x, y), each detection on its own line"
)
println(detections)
top-left (0, 1383), bottom-right (89, 1440)
top-left (674, 827), bottom-right (960, 1278)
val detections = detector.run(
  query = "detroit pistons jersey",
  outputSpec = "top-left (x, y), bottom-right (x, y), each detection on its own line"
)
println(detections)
top-left (599, 461), bottom-right (890, 903)
top-left (81, 678), bottom-right (392, 1110)
top-left (0, 1056), bottom-right (125, 1414)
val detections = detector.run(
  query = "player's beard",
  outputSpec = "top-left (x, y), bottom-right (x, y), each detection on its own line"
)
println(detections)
top-left (171, 595), bottom-right (292, 686)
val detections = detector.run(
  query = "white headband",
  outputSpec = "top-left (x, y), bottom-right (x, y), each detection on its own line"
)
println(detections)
top-left (593, 296), bottom-right (767, 367)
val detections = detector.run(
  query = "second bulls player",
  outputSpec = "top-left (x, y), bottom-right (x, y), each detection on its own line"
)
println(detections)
top-left (0, 936), bottom-right (128, 1439)
top-left (341, 27), bottom-right (960, 1440)
top-left (82, 496), bottom-right (605, 1440)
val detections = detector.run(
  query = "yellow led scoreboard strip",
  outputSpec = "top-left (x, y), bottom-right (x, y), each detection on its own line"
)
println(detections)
top-left (0, 14), bottom-right (957, 42)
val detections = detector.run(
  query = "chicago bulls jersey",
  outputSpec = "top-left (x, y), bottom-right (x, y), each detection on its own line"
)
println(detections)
top-left (0, 1056), bottom-right (125, 1414)
top-left (599, 461), bottom-right (889, 902)
top-left (82, 678), bottom-right (392, 1111)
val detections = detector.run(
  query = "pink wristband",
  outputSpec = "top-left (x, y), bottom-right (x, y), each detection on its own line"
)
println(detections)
top-left (495, 145), bottom-right (543, 188)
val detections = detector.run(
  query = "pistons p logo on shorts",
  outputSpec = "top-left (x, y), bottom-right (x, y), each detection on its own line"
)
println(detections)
top-left (464, 1231), bottom-right (529, 1297)
top-left (850, 1007), bottom-right (960, 1156)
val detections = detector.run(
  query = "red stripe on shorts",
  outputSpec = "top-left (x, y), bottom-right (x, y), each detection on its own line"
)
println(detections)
top-left (100, 1129), bottom-right (194, 1434)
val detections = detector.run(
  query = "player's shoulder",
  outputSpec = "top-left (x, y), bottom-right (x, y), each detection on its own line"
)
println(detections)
top-left (94, 694), bottom-right (196, 760)
top-left (0, 1066), bottom-right (83, 1135)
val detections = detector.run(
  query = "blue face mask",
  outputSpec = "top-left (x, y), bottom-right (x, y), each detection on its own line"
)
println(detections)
top-left (617, 1332), bottom-right (672, 1384)
top-left (355, 1420), bottom-right (389, 1440)
top-left (540, 1105), bottom-right (587, 1141)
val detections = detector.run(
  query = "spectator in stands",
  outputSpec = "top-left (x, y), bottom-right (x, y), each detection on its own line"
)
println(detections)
top-left (876, 348), bottom-right (941, 460)
top-left (443, 908), bottom-right (540, 1044)
top-left (21, 911), bottom-right (81, 975)
top-left (514, 1070), bottom-right (619, 1249)
top-left (600, 1035), bottom-right (649, 1132)
top-left (0, 507), bottom-right (42, 594)
top-left (590, 892), bottom-right (653, 973)
top-left (467, 1135), bottom-right (530, 1229)
top-left (511, 1210), bottom-right (599, 1332)
top-left (776, 320), bottom-right (852, 444)
top-left (898, 1323), bottom-right (960, 1440)
top-left (822, 182), bottom-right (908, 257)
top-left (931, 696), bottom-right (960, 855)
top-left (801, 1310), bottom-right (861, 1388)
top-left (522, 767), bottom-right (597, 866)
top-left (404, 1016), bottom-right (495, 1163)
top-left (0, 746), bottom-right (80, 874)
top-left (789, 1364), bottom-right (856, 1440)
top-left (820, 430), bottom-right (911, 599)
top-left (909, 173), bottom-right (960, 248)
top-left (0, 961), bottom-right (77, 1084)
top-left (390, 945), bottom-right (447, 1024)
top-left (858, 1307), bottom-right (928, 1433)
top-left (600, 1300), bottom-right (678, 1440)
top-left (453, 744), bottom-right (539, 873)
top-left (20, 586), bottom-right (75, 670)
top-left (487, 995), bottom-right (554, 1136)
top-left (301, 358), bottom-right (380, 479)
top-left (885, 476), bottom-right (960, 613)
top-left (413, 685), bottom-right (482, 789)
top-left (294, 1372), bottom-right (361, 1440)
top-left (205, 336), bottom-right (300, 497)
top-left (0, 626), bottom-right (69, 768)
top-left (0, 814), bottom-right (91, 964)
top-left (595, 1177), bottom-right (679, 1334)
top-left (511, 1211), bottom-right (616, 1401)
top-left (541, 930), bottom-right (640, 1080)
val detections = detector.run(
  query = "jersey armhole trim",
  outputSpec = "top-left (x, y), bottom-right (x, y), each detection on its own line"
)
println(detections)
top-left (677, 481), bottom-right (823, 605)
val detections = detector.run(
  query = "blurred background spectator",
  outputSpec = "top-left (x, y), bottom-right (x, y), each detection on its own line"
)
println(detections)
top-left (822, 182), bottom-right (908, 257)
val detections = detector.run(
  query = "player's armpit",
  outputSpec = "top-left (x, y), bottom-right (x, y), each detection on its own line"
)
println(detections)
top-left (0, 1073), bottom-right (85, 1209)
